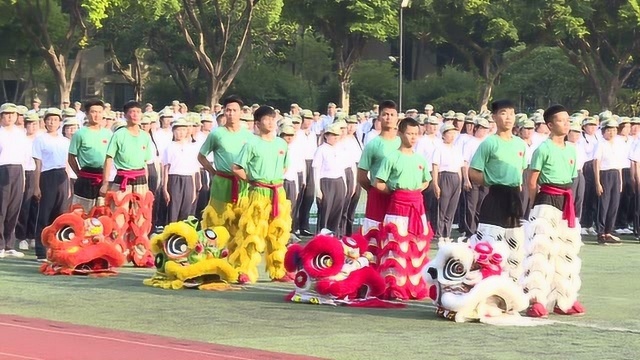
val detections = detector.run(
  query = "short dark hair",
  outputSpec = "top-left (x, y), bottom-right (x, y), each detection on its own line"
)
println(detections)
top-left (223, 95), bottom-right (244, 109)
top-left (398, 117), bottom-right (419, 133)
top-left (490, 99), bottom-right (515, 114)
top-left (378, 100), bottom-right (397, 114)
top-left (254, 105), bottom-right (276, 122)
top-left (123, 101), bottom-right (142, 113)
top-left (84, 99), bottom-right (104, 113)
top-left (543, 104), bottom-right (568, 124)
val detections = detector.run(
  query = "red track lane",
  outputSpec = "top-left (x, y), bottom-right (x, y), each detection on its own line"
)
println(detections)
top-left (0, 315), bottom-right (323, 360)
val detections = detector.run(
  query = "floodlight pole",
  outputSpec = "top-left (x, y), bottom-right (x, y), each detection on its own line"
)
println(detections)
top-left (399, 0), bottom-right (410, 112)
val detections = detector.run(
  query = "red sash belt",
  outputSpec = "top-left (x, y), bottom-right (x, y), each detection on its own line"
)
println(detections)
top-left (251, 181), bottom-right (283, 218)
top-left (388, 189), bottom-right (426, 236)
top-left (78, 169), bottom-right (103, 186)
top-left (215, 171), bottom-right (239, 204)
top-left (539, 184), bottom-right (575, 228)
top-left (116, 169), bottom-right (146, 191)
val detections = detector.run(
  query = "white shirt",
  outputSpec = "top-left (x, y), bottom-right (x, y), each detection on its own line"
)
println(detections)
top-left (24, 135), bottom-right (36, 171)
top-left (628, 140), bottom-right (640, 164)
top-left (339, 134), bottom-right (362, 168)
top-left (296, 129), bottom-right (318, 161)
top-left (595, 138), bottom-right (626, 171)
top-left (462, 136), bottom-right (485, 163)
top-left (153, 128), bottom-right (174, 159)
top-left (194, 131), bottom-right (213, 164)
top-left (415, 134), bottom-right (442, 167)
top-left (454, 133), bottom-right (471, 148)
top-left (573, 141), bottom-right (587, 171)
top-left (579, 133), bottom-right (599, 161)
top-left (0, 126), bottom-right (30, 166)
top-left (312, 143), bottom-right (345, 179)
top-left (364, 130), bottom-right (380, 146)
top-left (162, 141), bottom-right (200, 176)
top-left (32, 132), bottom-right (70, 172)
top-left (284, 140), bottom-right (306, 182)
top-left (618, 135), bottom-right (633, 168)
top-left (531, 132), bottom-right (548, 148)
top-left (433, 142), bottom-right (464, 173)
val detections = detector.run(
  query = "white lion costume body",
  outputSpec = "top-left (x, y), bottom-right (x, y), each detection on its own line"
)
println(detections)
top-left (425, 242), bottom-right (528, 323)
top-left (467, 224), bottom-right (525, 283)
top-left (521, 204), bottom-right (583, 314)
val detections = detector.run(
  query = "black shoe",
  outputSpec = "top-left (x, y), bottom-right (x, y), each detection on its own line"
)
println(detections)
top-left (597, 235), bottom-right (606, 245)
top-left (300, 229), bottom-right (313, 237)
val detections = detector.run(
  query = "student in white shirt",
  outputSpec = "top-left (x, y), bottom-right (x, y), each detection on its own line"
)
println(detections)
top-left (339, 115), bottom-right (363, 236)
top-left (62, 117), bottom-right (80, 197)
top-left (194, 113), bottom-right (216, 219)
top-left (162, 118), bottom-right (200, 223)
top-left (432, 123), bottom-right (464, 241)
top-left (296, 110), bottom-right (319, 236)
top-left (16, 112), bottom-right (40, 250)
top-left (579, 117), bottom-right (600, 233)
top-left (313, 123), bottom-right (347, 235)
top-left (280, 123), bottom-right (305, 236)
top-left (567, 121), bottom-right (587, 225)
top-left (33, 108), bottom-right (71, 261)
top-left (615, 117), bottom-right (634, 233)
top-left (416, 115), bottom-right (442, 232)
top-left (594, 119), bottom-right (623, 244)
top-left (0, 103), bottom-right (29, 258)
top-left (460, 117), bottom-right (490, 238)
top-left (140, 113), bottom-right (163, 229)
top-left (629, 137), bottom-right (640, 240)
top-left (364, 117), bottom-right (381, 146)
top-left (517, 119), bottom-right (537, 218)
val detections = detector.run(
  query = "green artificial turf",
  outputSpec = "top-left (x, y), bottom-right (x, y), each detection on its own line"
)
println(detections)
top-left (1, 237), bottom-right (639, 360)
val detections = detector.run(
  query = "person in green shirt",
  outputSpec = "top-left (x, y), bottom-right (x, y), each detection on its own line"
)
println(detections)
top-left (522, 104), bottom-right (585, 318)
top-left (357, 100), bottom-right (401, 253)
top-left (374, 117), bottom-right (432, 300)
top-left (198, 95), bottom-right (254, 241)
top-left (468, 99), bottom-right (527, 283)
top-left (100, 101), bottom-right (154, 268)
top-left (68, 99), bottom-right (112, 212)
top-left (230, 105), bottom-right (291, 283)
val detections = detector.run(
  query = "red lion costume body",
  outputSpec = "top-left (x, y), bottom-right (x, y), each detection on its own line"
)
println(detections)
top-left (40, 206), bottom-right (126, 276)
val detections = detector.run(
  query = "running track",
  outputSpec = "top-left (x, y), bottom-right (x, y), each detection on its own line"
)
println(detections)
top-left (0, 315), bottom-right (323, 360)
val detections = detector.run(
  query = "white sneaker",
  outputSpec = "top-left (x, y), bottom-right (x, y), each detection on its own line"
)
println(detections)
top-left (29, 239), bottom-right (35, 248)
top-left (36, 258), bottom-right (48, 263)
top-left (621, 228), bottom-right (633, 235)
top-left (456, 236), bottom-right (467, 243)
top-left (18, 240), bottom-right (29, 250)
top-left (452, 224), bottom-right (459, 230)
top-left (580, 228), bottom-right (589, 236)
top-left (0, 250), bottom-right (5, 258)
top-left (587, 227), bottom-right (597, 236)
top-left (4, 249), bottom-right (24, 258)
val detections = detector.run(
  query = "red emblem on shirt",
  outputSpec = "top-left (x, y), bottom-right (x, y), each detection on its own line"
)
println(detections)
top-left (418, 165), bottom-right (423, 170)
top-left (518, 151), bottom-right (523, 157)
top-left (570, 159), bottom-right (574, 165)
top-left (142, 146), bottom-right (146, 150)
top-left (279, 150), bottom-right (284, 155)
top-left (102, 139), bottom-right (108, 144)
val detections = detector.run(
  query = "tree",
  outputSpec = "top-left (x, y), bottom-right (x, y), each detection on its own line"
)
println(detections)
top-left (284, 0), bottom-right (399, 113)
top-left (534, 0), bottom-right (640, 109)
top-left (417, 0), bottom-right (541, 110)
top-left (8, 0), bottom-right (116, 105)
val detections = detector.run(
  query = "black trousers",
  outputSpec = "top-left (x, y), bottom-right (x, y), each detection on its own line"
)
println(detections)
top-left (167, 174), bottom-right (195, 223)
top-left (317, 178), bottom-right (346, 235)
top-left (297, 159), bottom-right (315, 231)
top-left (581, 160), bottom-right (597, 228)
top-left (478, 185), bottom-right (522, 229)
top-left (571, 170), bottom-right (585, 220)
top-left (35, 169), bottom-right (69, 258)
top-left (438, 172), bottom-right (461, 238)
top-left (519, 170), bottom-right (533, 220)
top-left (154, 167), bottom-right (168, 227)
top-left (616, 168), bottom-right (634, 229)
top-left (0, 165), bottom-right (25, 250)
top-left (195, 168), bottom-right (210, 219)
top-left (596, 169), bottom-right (621, 236)
top-left (461, 183), bottom-right (488, 237)
top-left (16, 170), bottom-right (36, 241)
top-left (284, 179), bottom-right (298, 231)
top-left (340, 167), bottom-right (362, 236)
top-left (423, 182), bottom-right (439, 235)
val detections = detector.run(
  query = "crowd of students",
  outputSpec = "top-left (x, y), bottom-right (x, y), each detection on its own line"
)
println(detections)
top-left (0, 96), bottom-right (638, 263)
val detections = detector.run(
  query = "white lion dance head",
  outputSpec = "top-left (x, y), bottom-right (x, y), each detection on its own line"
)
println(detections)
top-left (424, 242), bottom-right (528, 323)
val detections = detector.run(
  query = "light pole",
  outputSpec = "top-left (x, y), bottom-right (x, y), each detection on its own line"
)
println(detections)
top-left (399, 0), bottom-right (410, 112)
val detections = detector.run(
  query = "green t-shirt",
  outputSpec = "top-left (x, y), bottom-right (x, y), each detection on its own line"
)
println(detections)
top-left (358, 136), bottom-right (401, 185)
top-left (530, 139), bottom-right (578, 185)
top-left (470, 134), bottom-right (527, 187)
top-left (68, 126), bottom-right (112, 169)
top-left (199, 127), bottom-right (254, 173)
top-left (235, 136), bottom-right (289, 183)
top-left (105, 128), bottom-right (153, 170)
top-left (376, 150), bottom-right (432, 191)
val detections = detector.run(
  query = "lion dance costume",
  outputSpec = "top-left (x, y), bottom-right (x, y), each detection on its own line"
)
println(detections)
top-left (40, 206), bottom-right (126, 276)
top-left (425, 242), bottom-right (528, 323)
top-left (378, 190), bottom-right (433, 300)
top-left (104, 190), bottom-right (154, 267)
top-left (228, 183), bottom-right (291, 283)
top-left (144, 216), bottom-right (248, 290)
top-left (521, 199), bottom-right (584, 316)
top-left (284, 234), bottom-right (403, 307)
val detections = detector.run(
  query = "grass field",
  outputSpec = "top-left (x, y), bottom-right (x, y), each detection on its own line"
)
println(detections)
top-left (1, 235), bottom-right (639, 360)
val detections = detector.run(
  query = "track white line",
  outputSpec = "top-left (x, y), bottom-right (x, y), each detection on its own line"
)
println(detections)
top-left (0, 351), bottom-right (44, 360)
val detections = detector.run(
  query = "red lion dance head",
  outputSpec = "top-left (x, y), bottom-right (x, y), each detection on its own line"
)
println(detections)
top-left (40, 206), bottom-right (126, 276)
top-left (283, 234), bottom-right (402, 307)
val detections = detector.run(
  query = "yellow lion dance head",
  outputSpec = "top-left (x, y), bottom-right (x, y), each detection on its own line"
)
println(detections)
top-left (143, 216), bottom-right (248, 290)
